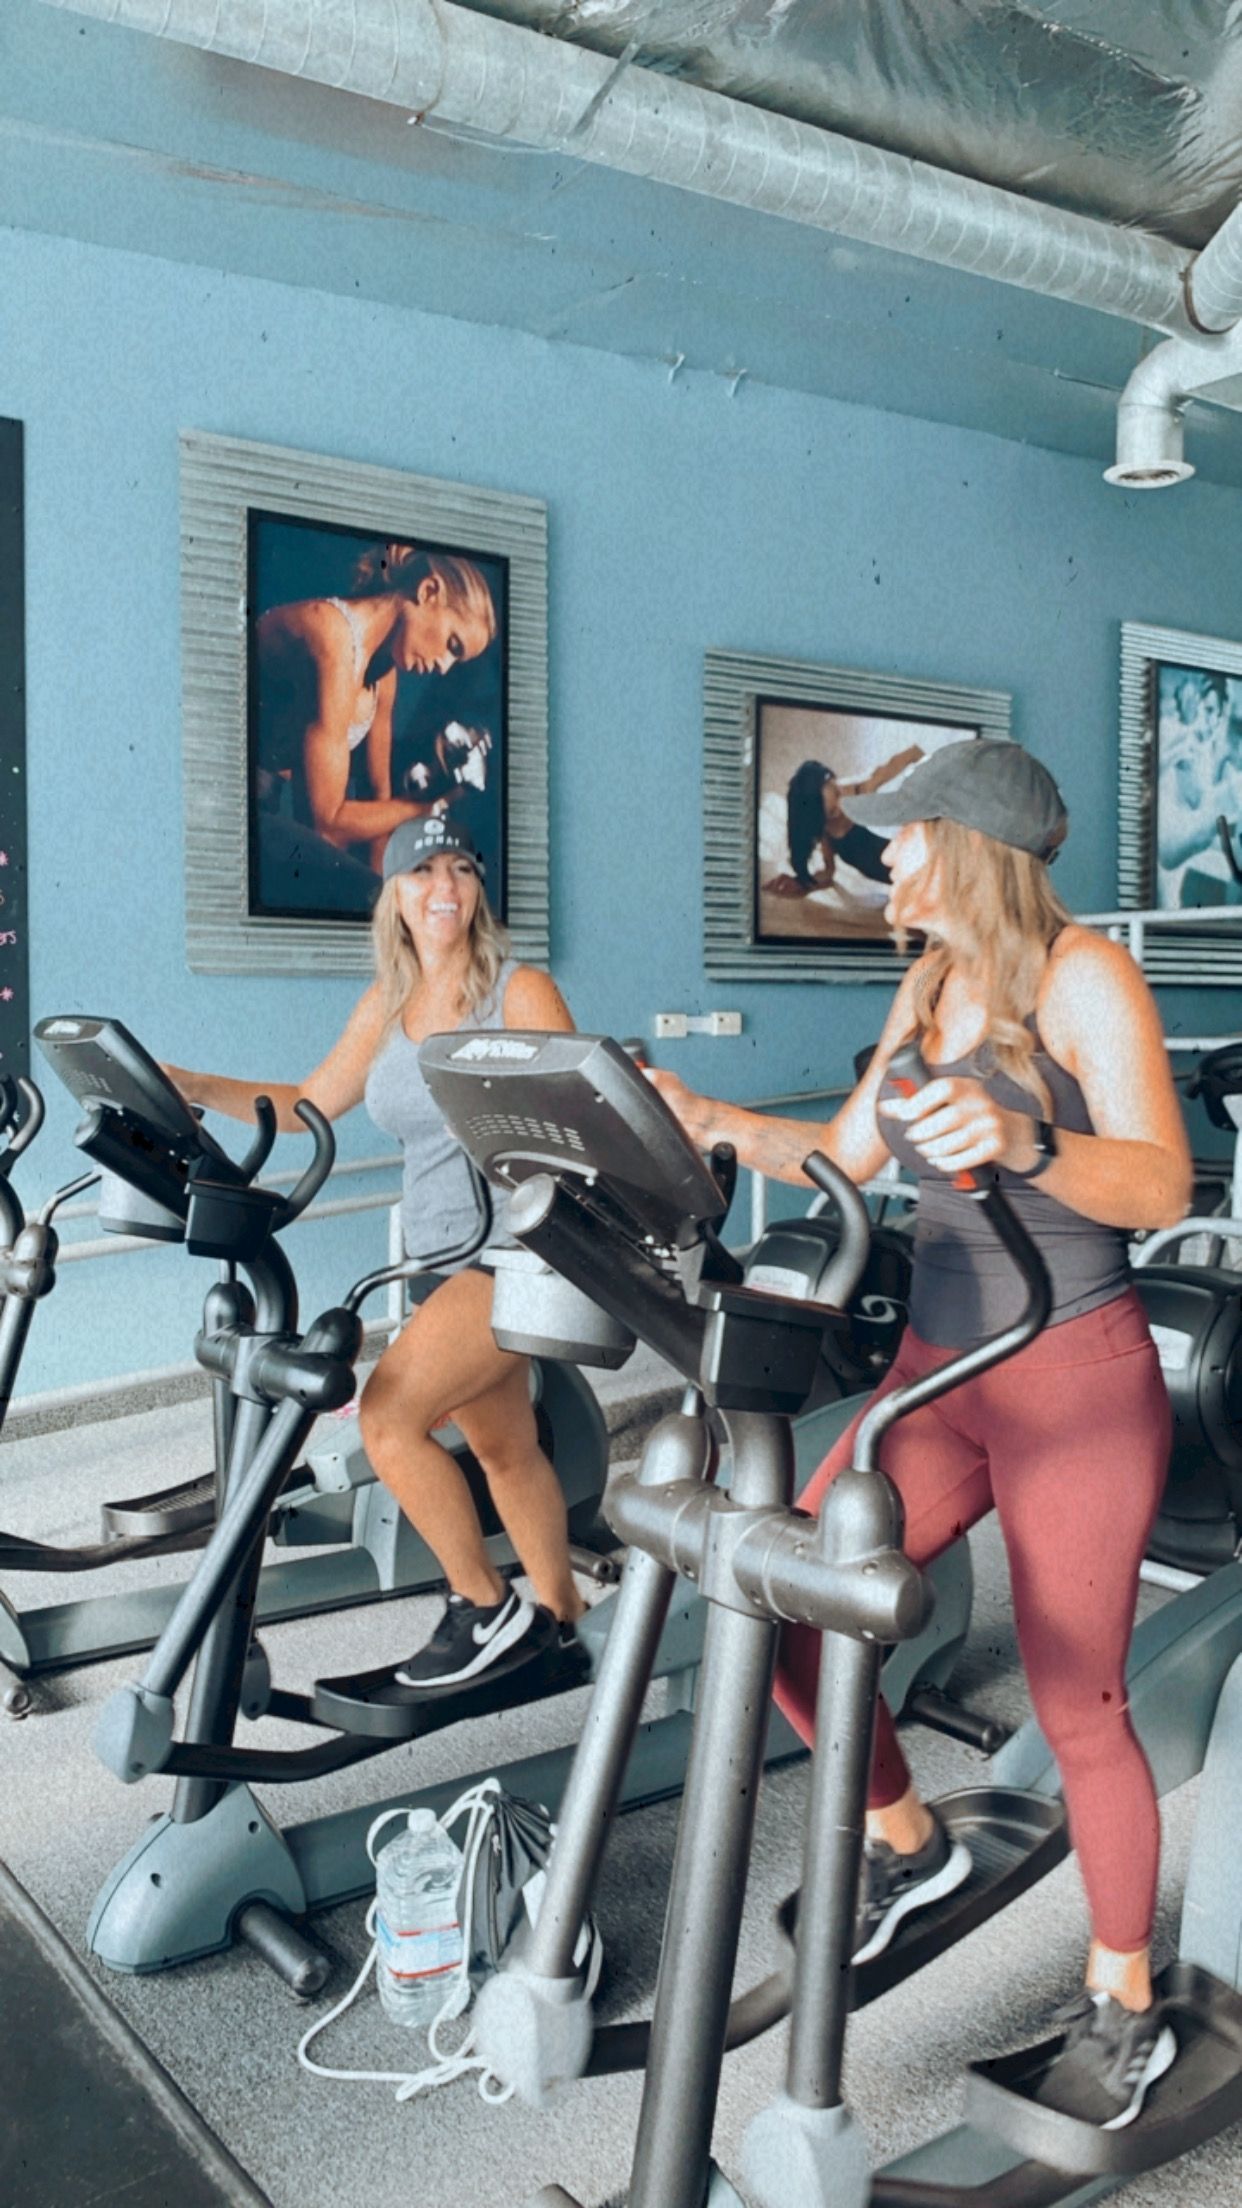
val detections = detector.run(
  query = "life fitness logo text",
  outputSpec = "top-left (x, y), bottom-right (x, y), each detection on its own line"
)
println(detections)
top-left (452, 1037), bottom-right (539, 1062)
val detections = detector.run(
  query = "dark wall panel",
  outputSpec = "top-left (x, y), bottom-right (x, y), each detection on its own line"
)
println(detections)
top-left (0, 420), bottom-right (28, 1082)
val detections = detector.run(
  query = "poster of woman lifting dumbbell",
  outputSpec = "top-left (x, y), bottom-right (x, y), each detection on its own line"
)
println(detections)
top-left (246, 510), bottom-right (509, 924)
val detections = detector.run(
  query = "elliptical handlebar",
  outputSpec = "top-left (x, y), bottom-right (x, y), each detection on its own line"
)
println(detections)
top-left (344, 1156), bottom-right (495, 1315)
top-left (853, 1039), bottom-right (1052, 1471)
top-left (801, 1149), bottom-right (872, 1310)
top-left (1, 1077), bottom-right (45, 1166)
top-left (233, 1096), bottom-right (278, 1186)
top-left (35, 1170), bottom-right (100, 1230)
top-left (707, 1140), bottom-right (738, 1219)
top-left (277, 1100), bottom-right (336, 1225)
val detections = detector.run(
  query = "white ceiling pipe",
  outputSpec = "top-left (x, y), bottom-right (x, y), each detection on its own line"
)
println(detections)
top-left (39, 0), bottom-right (1196, 338)
top-left (1187, 201), bottom-right (1242, 334)
top-left (1104, 321), bottom-right (1242, 488)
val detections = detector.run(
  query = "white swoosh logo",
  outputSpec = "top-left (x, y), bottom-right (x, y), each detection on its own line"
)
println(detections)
top-left (473, 1602), bottom-right (515, 1646)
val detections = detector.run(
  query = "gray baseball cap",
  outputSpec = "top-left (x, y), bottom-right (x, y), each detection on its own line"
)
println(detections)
top-left (382, 814), bottom-right (485, 881)
top-left (841, 738), bottom-right (1068, 859)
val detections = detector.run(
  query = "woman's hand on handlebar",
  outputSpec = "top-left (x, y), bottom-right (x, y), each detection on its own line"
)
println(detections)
top-left (879, 1076), bottom-right (1038, 1176)
top-left (645, 1066), bottom-right (715, 1149)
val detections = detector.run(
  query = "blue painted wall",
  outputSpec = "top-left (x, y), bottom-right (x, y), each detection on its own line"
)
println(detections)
top-left (3, 220), bottom-right (1241, 1392)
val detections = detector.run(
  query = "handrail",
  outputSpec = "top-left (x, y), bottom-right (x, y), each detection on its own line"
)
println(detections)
top-left (56, 1185), bottom-right (400, 1265)
top-left (1083, 904), bottom-right (1242, 928)
top-left (50, 1149), bottom-right (400, 1227)
top-left (743, 1083), bottom-right (849, 1112)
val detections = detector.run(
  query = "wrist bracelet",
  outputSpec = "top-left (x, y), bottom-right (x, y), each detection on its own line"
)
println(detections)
top-left (1008, 1118), bottom-right (1057, 1181)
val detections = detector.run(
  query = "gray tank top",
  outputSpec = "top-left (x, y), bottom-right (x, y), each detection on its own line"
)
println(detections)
top-left (365, 959), bottom-right (520, 1269)
top-left (881, 1030), bottom-right (1130, 1349)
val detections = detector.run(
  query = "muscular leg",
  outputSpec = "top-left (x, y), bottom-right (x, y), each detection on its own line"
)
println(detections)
top-left (773, 1334), bottom-right (992, 1811)
top-left (454, 1365), bottom-right (585, 1625)
top-left (985, 1303), bottom-right (1170, 1986)
top-left (358, 1269), bottom-right (581, 1620)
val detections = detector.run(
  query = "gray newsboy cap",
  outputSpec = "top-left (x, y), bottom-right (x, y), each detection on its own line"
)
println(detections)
top-left (842, 738), bottom-right (1068, 859)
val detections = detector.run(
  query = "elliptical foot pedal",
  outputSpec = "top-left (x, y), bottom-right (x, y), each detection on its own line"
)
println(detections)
top-left (100, 1472), bottom-right (217, 1542)
top-left (776, 1787), bottom-right (1068, 2007)
top-left (965, 1960), bottom-right (1242, 2178)
top-left (310, 1616), bottom-right (590, 1740)
top-left (101, 1460), bottom-right (307, 1541)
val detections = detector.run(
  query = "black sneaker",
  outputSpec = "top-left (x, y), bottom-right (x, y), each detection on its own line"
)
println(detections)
top-left (394, 1589), bottom-right (540, 1690)
top-left (1035, 1991), bottom-right (1177, 2130)
top-left (853, 1810), bottom-right (972, 1965)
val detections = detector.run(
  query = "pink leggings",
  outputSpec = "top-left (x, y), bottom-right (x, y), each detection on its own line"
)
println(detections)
top-left (773, 1287), bottom-right (1170, 1953)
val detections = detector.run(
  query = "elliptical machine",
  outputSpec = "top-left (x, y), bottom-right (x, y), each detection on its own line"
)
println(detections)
top-left (420, 1027), bottom-right (1242, 2208)
top-left (0, 1071), bottom-right (227, 1718)
top-left (3, 1014), bottom-right (611, 1719)
top-left (59, 1012), bottom-right (978, 1995)
top-left (1130, 1039), bottom-right (1242, 1574)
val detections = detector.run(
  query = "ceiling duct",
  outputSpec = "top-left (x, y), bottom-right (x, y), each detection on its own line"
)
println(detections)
top-left (1187, 200), bottom-right (1242, 334)
top-left (1103, 200), bottom-right (1242, 489)
top-left (38, 0), bottom-right (1196, 338)
top-left (1105, 316), bottom-right (1242, 489)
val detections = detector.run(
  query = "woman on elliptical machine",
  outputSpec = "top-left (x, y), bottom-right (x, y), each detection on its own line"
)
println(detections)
top-left (650, 738), bottom-right (1192, 2132)
top-left (163, 813), bottom-right (585, 1690)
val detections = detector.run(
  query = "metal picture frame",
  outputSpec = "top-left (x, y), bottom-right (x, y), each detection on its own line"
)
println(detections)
top-left (1118, 620), bottom-right (1242, 985)
top-left (181, 432), bottom-right (549, 975)
top-left (704, 648), bottom-right (1012, 982)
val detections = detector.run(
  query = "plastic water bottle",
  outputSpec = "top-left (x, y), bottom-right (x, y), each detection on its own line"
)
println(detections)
top-left (374, 1808), bottom-right (465, 2028)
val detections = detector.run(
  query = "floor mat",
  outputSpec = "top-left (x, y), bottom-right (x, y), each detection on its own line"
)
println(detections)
top-left (0, 1855), bottom-right (270, 2206)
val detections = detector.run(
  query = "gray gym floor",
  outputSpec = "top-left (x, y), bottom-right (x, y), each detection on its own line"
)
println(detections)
top-left (1, 1368), bottom-right (1241, 2208)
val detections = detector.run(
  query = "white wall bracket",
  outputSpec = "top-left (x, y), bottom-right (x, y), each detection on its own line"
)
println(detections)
top-left (653, 1012), bottom-right (743, 1039)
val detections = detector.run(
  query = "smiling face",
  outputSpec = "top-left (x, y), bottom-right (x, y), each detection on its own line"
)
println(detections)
top-left (393, 850), bottom-right (482, 953)
top-left (390, 575), bottom-right (493, 678)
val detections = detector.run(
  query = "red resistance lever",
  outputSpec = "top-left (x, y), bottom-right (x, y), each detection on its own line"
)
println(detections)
top-left (883, 1039), bottom-right (982, 1195)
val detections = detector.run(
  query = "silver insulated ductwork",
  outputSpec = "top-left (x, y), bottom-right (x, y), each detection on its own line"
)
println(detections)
top-left (38, 0), bottom-right (1196, 337)
top-left (36, 0), bottom-right (1242, 486)
top-left (1105, 197), bottom-right (1242, 489)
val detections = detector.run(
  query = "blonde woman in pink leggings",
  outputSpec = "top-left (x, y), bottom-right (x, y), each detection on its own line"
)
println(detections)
top-left (651, 738), bottom-right (1191, 2134)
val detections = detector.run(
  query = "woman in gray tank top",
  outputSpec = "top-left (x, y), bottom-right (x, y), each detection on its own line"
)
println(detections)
top-left (163, 814), bottom-right (584, 1691)
top-left (650, 740), bottom-right (1193, 2134)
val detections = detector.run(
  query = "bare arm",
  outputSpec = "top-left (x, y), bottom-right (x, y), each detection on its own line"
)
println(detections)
top-left (881, 931), bottom-right (1192, 1230)
top-left (502, 967), bottom-right (576, 1034)
top-left (1155, 748), bottom-right (1218, 872)
top-left (364, 677), bottom-right (397, 872)
top-left (364, 675), bottom-right (396, 804)
top-left (163, 986), bottom-right (389, 1134)
top-left (647, 964), bottom-right (927, 1190)
top-left (1024, 932), bottom-right (1191, 1227)
top-left (299, 650), bottom-right (431, 850)
top-left (843, 743), bottom-right (924, 798)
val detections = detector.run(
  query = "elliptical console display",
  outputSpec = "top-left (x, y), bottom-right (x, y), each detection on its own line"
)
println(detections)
top-left (420, 1028), bottom-right (732, 1248)
top-left (34, 1014), bottom-right (240, 1241)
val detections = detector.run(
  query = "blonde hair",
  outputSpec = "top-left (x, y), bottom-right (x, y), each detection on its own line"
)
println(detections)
top-left (892, 817), bottom-right (1072, 1114)
top-left (350, 543), bottom-right (497, 645)
top-left (371, 870), bottom-right (510, 1028)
